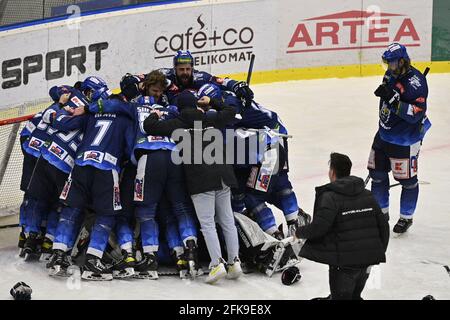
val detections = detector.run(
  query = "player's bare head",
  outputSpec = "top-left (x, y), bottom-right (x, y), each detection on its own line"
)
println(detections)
top-left (173, 50), bottom-right (194, 86)
top-left (145, 70), bottom-right (166, 100)
top-left (328, 152), bottom-right (352, 182)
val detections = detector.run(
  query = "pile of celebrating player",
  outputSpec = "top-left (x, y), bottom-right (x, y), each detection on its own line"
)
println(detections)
top-left (16, 42), bottom-right (430, 286)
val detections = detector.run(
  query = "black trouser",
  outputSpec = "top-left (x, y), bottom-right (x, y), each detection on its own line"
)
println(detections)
top-left (329, 266), bottom-right (370, 300)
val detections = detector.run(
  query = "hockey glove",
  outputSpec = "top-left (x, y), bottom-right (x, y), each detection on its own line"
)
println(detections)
top-left (232, 81), bottom-right (254, 106)
top-left (10, 282), bottom-right (32, 300)
top-left (374, 84), bottom-right (400, 105)
top-left (281, 266), bottom-right (301, 285)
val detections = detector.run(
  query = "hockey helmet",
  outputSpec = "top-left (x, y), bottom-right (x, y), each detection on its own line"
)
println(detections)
top-left (197, 83), bottom-right (222, 100)
top-left (173, 50), bottom-right (194, 67)
top-left (80, 76), bottom-right (108, 93)
top-left (120, 73), bottom-right (144, 100)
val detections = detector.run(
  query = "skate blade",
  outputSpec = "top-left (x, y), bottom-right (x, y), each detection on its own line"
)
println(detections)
top-left (39, 253), bottom-right (52, 262)
top-left (24, 252), bottom-right (41, 262)
top-left (49, 265), bottom-right (70, 278)
top-left (113, 268), bottom-right (135, 279)
top-left (132, 271), bottom-right (158, 280)
top-left (81, 271), bottom-right (113, 281)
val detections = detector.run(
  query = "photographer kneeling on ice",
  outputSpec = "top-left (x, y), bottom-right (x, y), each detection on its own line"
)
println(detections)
top-left (294, 153), bottom-right (389, 300)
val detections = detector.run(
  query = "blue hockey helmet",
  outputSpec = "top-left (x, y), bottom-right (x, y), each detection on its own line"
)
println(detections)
top-left (49, 85), bottom-right (71, 102)
top-left (91, 87), bottom-right (111, 102)
top-left (173, 50), bottom-right (194, 67)
top-left (80, 76), bottom-right (108, 92)
top-left (120, 73), bottom-right (144, 100)
top-left (382, 43), bottom-right (410, 63)
top-left (197, 83), bottom-right (222, 100)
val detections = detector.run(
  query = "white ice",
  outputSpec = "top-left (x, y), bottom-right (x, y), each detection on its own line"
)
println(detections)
top-left (1, 74), bottom-right (449, 300)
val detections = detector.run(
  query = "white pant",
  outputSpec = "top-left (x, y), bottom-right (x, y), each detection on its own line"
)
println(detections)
top-left (191, 182), bottom-right (239, 268)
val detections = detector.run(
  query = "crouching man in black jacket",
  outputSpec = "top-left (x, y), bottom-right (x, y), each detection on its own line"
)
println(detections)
top-left (294, 152), bottom-right (389, 300)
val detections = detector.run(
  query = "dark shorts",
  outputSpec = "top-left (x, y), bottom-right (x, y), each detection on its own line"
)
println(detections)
top-left (368, 133), bottom-right (421, 181)
top-left (60, 164), bottom-right (121, 214)
top-left (20, 136), bottom-right (38, 192)
top-left (134, 150), bottom-right (190, 207)
top-left (26, 157), bottom-right (69, 204)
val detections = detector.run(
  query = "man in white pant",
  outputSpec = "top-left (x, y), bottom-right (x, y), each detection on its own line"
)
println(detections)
top-left (143, 90), bottom-right (242, 283)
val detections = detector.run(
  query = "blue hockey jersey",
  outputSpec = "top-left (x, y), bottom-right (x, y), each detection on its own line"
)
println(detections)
top-left (74, 96), bottom-right (135, 172)
top-left (378, 66), bottom-right (431, 146)
top-left (38, 89), bottom-right (90, 173)
top-left (89, 95), bottom-right (179, 165)
top-left (22, 88), bottom-right (88, 161)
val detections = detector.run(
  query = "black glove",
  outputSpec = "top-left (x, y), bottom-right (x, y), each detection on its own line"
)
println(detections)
top-left (232, 81), bottom-right (254, 104)
top-left (374, 84), bottom-right (400, 105)
top-left (10, 282), bottom-right (32, 300)
top-left (281, 266), bottom-right (301, 286)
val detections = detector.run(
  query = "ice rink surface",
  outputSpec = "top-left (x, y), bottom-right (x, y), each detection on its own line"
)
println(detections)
top-left (0, 73), bottom-right (449, 300)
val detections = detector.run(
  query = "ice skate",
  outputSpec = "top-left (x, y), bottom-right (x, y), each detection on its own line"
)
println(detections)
top-left (184, 239), bottom-right (203, 278)
top-left (112, 250), bottom-right (136, 279)
top-left (23, 232), bottom-right (42, 261)
top-left (133, 253), bottom-right (158, 280)
top-left (39, 237), bottom-right (53, 262)
top-left (81, 254), bottom-right (113, 281)
top-left (393, 217), bottom-right (413, 235)
top-left (47, 249), bottom-right (72, 277)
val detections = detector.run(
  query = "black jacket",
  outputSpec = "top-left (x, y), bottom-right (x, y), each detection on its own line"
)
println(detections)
top-left (295, 176), bottom-right (389, 267)
top-left (143, 98), bottom-right (238, 195)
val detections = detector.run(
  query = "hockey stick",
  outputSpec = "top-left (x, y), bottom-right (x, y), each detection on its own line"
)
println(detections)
top-left (246, 54), bottom-right (256, 85)
top-left (421, 260), bottom-right (450, 278)
top-left (0, 223), bottom-right (19, 229)
top-left (365, 66), bottom-right (431, 188)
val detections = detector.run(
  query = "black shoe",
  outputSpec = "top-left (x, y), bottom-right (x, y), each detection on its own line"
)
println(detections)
top-left (134, 253), bottom-right (158, 279)
top-left (82, 254), bottom-right (113, 281)
top-left (393, 218), bottom-right (413, 234)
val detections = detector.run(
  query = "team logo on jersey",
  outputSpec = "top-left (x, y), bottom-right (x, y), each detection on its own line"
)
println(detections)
top-left (84, 151), bottom-right (103, 163)
top-left (150, 136), bottom-right (165, 141)
top-left (409, 75), bottom-right (422, 90)
top-left (29, 137), bottom-right (44, 151)
top-left (49, 143), bottom-right (67, 159)
top-left (134, 178), bottom-right (144, 202)
top-left (70, 96), bottom-right (85, 107)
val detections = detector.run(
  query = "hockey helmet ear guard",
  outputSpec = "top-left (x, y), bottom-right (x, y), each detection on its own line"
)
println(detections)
top-left (281, 266), bottom-right (301, 286)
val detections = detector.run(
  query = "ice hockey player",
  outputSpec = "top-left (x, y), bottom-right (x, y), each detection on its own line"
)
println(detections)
top-left (48, 78), bottom-right (135, 280)
top-left (159, 50), bottom-right (254, 106)
top-left (368, 43), bottom-right (431, 234)
top-left (196, 83), bottom-right (310, 239)
top-left (98, 71), bottom-right (200, 279)
top-left (21, 84), bottom-right (89, 261)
